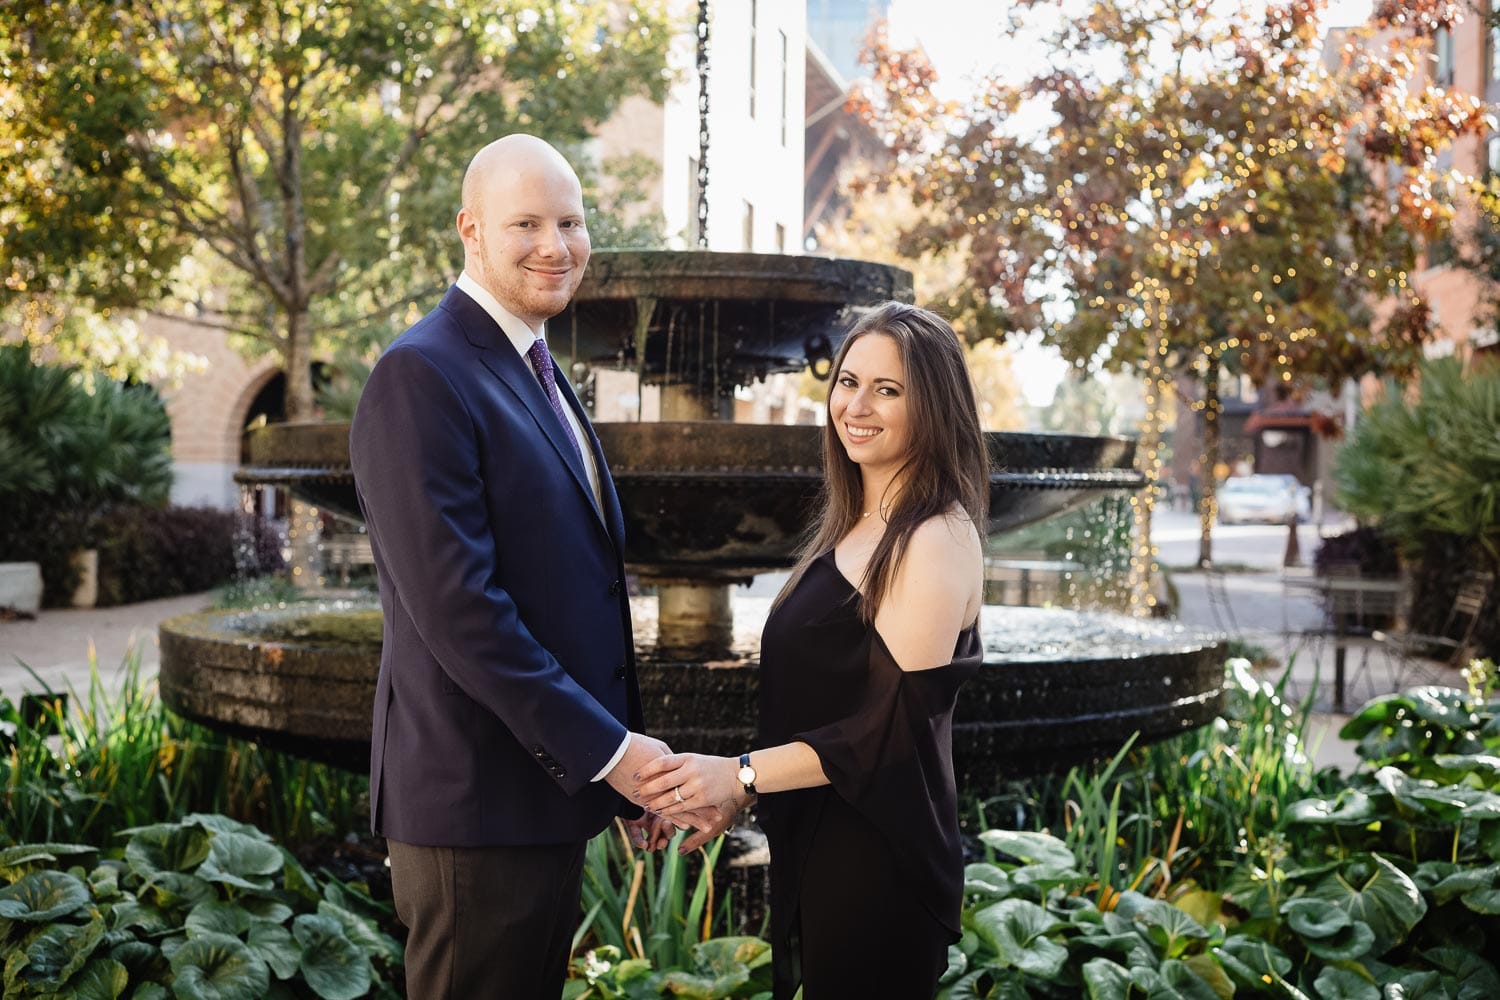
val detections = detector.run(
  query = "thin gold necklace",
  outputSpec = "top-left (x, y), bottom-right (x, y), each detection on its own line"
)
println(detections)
top-left (859, 504), bottom-right (891, 519)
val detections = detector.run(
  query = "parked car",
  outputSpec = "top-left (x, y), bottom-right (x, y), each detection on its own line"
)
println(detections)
top-left (1217, 474), bottom-right (1311, 525)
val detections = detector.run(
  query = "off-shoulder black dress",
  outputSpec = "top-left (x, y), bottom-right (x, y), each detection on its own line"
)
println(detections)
top-left (756, 549), bottom-right (981, 999)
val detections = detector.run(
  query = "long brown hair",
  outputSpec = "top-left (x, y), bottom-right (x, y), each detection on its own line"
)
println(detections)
top-left (775, 302), bottom-right (991, 622)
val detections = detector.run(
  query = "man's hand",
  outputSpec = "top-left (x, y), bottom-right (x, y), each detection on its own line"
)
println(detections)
top-left (604, 732), bottom-right (671, 800)
top-left (623, 809), bottom-right (677, 852)
top-left (674, 801), bottom-right (741, 855)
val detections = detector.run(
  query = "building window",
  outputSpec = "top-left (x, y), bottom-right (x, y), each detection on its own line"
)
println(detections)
top-left (1491, 25), bottom-right (1500, 83)
top-left (1435, 26), bottom-right (1455, 86)
top-left (743, 200), bottom-right (755, 251)
top-left (775, 222), bottom-right (786, 251)
top-left (779, 29), bottom-right (789, 146)
top-left (748, 0), bottom-right (758, 118)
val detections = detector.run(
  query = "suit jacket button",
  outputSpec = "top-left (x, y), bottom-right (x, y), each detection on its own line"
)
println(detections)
top-left (614, 664), bottom-right (627, 680)
top-left (533, 746), bottom-right (545, 758)
top-left (555, 769), bottom-right (567, 780)
top-left (609, 580), bottom-right (623, 596)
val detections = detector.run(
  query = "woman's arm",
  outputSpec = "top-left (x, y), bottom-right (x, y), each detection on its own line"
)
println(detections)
top-left (633, 741), bottom-right (828, 823)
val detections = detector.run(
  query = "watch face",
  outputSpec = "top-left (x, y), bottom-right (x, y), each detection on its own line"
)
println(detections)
top-left (738, 766), bottom-right (756, 785)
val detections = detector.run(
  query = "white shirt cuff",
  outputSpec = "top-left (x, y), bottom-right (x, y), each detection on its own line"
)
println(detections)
top-left (592, 732), bottom-right (633, 782)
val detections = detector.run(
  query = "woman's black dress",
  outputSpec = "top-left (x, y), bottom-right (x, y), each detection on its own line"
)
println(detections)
top-left (756, 550), bottom-right (981, 999)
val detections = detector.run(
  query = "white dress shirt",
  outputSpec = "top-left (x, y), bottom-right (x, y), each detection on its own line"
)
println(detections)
top-left (454, 272), bottom-right (630, 783)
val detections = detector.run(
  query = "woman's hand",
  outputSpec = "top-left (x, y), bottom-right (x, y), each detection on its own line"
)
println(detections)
top-left (634, 753), bottom-right (743, 820)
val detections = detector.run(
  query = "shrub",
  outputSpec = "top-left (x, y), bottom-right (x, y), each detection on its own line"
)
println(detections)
top-left (0, 815), bottom-right (402, 999)
top-left (1335, 356), bottom-right (1500, 572)
top-left (91, 504), bottom-right (284, 606)
top-left (0, 346), bottom-right (173, 605)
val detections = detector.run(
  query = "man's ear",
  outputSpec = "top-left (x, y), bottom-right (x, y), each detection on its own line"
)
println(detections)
top-left (456, 207), bottom-right (478, 248)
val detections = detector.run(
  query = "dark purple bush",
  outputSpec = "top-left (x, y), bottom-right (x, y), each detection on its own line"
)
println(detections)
top-left (92, 505), bottom-right (284, 607)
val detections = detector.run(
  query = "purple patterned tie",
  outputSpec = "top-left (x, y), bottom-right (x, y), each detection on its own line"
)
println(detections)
top-left (525, 338), bottom-right (583, 463)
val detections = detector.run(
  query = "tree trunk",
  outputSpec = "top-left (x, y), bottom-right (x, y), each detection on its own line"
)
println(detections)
top-left (1197, 362), bottom-right (1221, 568)
top-left (283, 305), bottom-right (315, 421)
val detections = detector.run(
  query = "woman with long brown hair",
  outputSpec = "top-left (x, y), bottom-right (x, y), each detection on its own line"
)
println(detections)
top-left (634, 302), bottom-right (990, 997)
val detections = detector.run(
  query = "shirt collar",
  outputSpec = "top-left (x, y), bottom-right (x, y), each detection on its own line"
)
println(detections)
top-left (456, 271), bottom-right (544, 358)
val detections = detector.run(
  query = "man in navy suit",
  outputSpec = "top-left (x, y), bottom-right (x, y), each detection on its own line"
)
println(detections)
top-left (350, 134), bottom-right (672, 997)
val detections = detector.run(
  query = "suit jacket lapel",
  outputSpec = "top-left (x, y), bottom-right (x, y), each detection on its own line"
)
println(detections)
top-left (555, 373), bottom-right (627, 549)
top-left (444, 288), bottom-right (610, 538)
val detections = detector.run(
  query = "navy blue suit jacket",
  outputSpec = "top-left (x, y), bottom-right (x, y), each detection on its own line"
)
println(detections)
top-left (349, 286), bottom-right (640, 847)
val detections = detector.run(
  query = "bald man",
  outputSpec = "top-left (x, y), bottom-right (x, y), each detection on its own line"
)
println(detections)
top-left (350, 135), bottom-right (671, 996)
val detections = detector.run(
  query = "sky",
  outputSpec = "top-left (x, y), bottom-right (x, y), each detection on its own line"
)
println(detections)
top-left (877, 0), bottom-right (1377, 406)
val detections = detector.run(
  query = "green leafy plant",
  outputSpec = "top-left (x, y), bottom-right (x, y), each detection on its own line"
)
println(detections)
top-left (1335, 356), bottom-right (1500, 574)
top-left (575, 820), bottom-right (737, 971)
top-left (1, 645), bottom-right (368, 849)
top-left (0, 814), bottom-right (401, 998)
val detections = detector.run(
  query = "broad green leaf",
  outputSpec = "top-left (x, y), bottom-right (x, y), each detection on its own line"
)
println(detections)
top-left (1429, 864), bottom-right (1500, 915)
top-left (249, 923), bottom-right (300, 980)
top-left (690, 935), bottom-right (771, 971)
top-left (964, 862), bottom-right (1012, 901)
top-left (1379, 969), bottom-right (1450, 997)
top-left (0, 870), bottom-right (90, 922)
top-left (1182, 953), bottom-right (1235, 1000)
top-left (940, 944), bottom-right (967, 985)
top-left (1314, 966), bottom-right (1380, 1000)
top-left (0, 843), bottom-right (95, 882)
top-left (1215, 935), bottom-right (1293, 992)
top-left (1413, 861), bottom-right (1461, 892)
top-left (1281, 897), bottom-right (1352, 938)
top-left (1374, 768), bottom-right (1500, 822)
top-left (87, 864), bottom-right (121, 902)
top-left (107, 940), bottom-right (163, 980)
top-left (111, 899), bottom-right (176, 936)
top-left (242, 898), bottom-right (294, 925)
top-left (184, 815), bottom-right (265, 838)
top-left (1175, 890), bottom-right (1224, 930)
top-left (318, 900), bottom-right (402, 965)
top-left (1340, 695), bottom-right (1407, 738)
top-left (1424, 946), bottom-right (1500, 1000)
top-left (125, 825), bottom-right (211, 877)
top-left (1160, 958), bottom-right (1227, 1000)
top-left (294, 913), bottom-right (372, 1000)
top-left (140, 870), bottom-right (213, 910)
top-left (1303, 921), bottom-right (1377, 961)
top-left (657, 967), bottom-right (750, 998)
top-left (971, 898), bottom-right (1069, 979)
top-left (169, 931), bottom-right (270, 1000)
top-left (134, 985), bottom-right (169, 1000)
top-left (1082, 957), bottom-right (1134, 999)
top-left (978, 829), bottom-right (1077, 869)
top-left (1289, 789), bottom-right (1380, 825)
top-left (186, 900), bottom-right (253, 939)
top-left (20, 918), bottom-right (105, 986)
top-left (204, 831), bottom-right (284, 880)
top-left (1308, 854), bottom-right (1426, 951)
top-left (1430, 754), bottom-right (1500, 782)
top-left (57, 957), bottom-right (128, 1000)
top-left (1402, 688), bottom-right (1482, 729)
top-left (1115, 891), bottom-right (1211, 960)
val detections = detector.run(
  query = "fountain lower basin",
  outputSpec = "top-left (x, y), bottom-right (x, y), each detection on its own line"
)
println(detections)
top-left (159, 599), bottom-right (1225, 786)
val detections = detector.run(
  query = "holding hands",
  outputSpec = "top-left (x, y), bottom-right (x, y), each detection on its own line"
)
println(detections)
top-left (634, 753), bottom-right (752, 854)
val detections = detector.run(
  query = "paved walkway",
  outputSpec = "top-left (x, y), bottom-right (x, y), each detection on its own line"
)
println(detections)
top-left (0, 592), bottom-right (212, 699)
top-left (1170, 567), bottom-right (1459, 774)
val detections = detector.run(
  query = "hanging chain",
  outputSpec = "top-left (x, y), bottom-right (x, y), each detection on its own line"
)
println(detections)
top-left (695, 0), bottom-right (710, 247)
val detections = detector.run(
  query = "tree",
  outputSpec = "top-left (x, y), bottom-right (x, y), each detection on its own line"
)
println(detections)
top-left (854, 0), bottom-right (1487, 588)
top-left (0, 1), bottom-right (673, 418)
top-left (814, 179), bottom-right (1026, 430)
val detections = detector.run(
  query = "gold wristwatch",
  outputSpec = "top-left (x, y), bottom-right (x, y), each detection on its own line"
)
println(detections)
top-left (737, 753), bottom-right (758, 796)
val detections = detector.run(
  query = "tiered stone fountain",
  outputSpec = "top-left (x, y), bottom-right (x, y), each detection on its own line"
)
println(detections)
top-left (160, 250), bottom-right (1225, 790)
